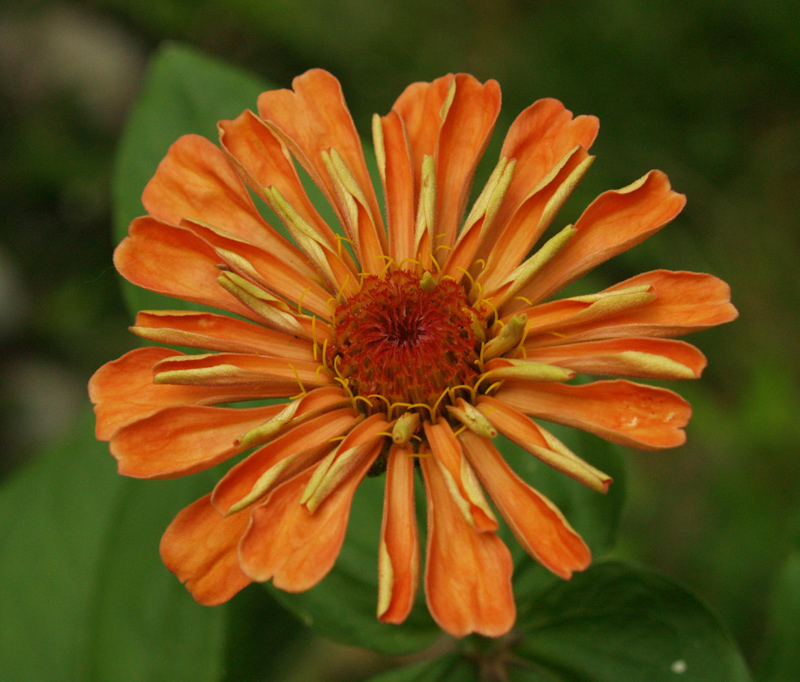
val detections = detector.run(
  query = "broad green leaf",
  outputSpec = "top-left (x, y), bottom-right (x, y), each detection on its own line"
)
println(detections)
top-left (220, 586), bottom-right (311, 682)
top-left (513, 560), bottom-right (751, 682)
top-left (372, 562), bottom-right (751, 682)
top-left (0, 411), bottom-right (122, 682)
top-left (755, 550), bottom-right (800, 682)
top-left (112, 42), bottom-right (273, 315)
top-left (0, 410), bottom-right (228, 682)
top-left (77, 472), bottom-right (228, 682)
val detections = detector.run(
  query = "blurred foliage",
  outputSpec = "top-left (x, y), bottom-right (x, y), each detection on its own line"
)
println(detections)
top-left (1, 0), bottom-right (798, 680)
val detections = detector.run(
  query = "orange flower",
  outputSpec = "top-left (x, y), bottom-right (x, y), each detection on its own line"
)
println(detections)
top-left (89, 70), bottom-right (737, 638)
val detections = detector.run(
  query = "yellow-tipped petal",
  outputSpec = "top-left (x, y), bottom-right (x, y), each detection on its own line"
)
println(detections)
top-left (482, 314), bottom-right (528, 360)
top-left (217, 271), bottom-right (309, 339)
top-left (446, 399), bottom-right (498, 438)
top-left (492, 225), bottom-right (577, 308)
top-left (301, 415), bottom-right (390, 512)
top-left (414, 155), bottom-right (437, 261)
top-left (303, 442), bottom-right (374, 513)
top-left (376, 539), bottom-right (394, 618)
top-left (236, 400), bottom-right (302, 450)
top-left (483, 358), bottom-right (576, 382)
top-left (154, 364), bottom-right (253, 386)
top-left (264, 185), bottom-right (340, 289)
top-left (323, 148), bottom-right (386, 274)
top-left (392, 411), bottom-right (420, 445)
top-left (372, 113), bottom-right (386, 181)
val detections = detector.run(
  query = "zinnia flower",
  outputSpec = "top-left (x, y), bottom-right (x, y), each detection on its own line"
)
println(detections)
top-left (89, 70), bottom-right (737, 638)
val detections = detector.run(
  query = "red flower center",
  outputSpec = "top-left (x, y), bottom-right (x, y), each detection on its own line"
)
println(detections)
top-left (329, 270), bottom-right (480, 410)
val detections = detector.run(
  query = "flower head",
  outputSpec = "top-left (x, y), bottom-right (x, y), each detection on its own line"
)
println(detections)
top-left (89, 70), bottom-right (737, 637)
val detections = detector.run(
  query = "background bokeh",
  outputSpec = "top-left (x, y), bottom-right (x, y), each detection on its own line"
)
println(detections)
top-left (1, 0), bottom-right (798, 677)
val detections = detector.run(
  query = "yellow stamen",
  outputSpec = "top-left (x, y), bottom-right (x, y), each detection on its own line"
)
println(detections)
top-left (297, 286), bottom-right (311, 314)
top-left (288, 363), bottom-right (308, 396)
top-left (354, 395), bottom-right (374, 410)
top-left (485, 380), bottom-right (503, 395)
top-left (320, 338), bottom-right (330, 368)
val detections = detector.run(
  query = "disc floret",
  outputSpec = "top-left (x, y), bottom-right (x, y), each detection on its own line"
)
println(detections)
top-left (328, 270), bottom-right (481, 415)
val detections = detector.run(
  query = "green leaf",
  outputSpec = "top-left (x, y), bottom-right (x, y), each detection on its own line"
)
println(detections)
top-left (755, 550), bottom-right (800, 682)
top-left (112, 42), bottom-right (273, 316)
top-left (371, 561), bottom-right (751, 682)
top-left (0, 410), bottom-right (122, 682)
top-left (220, 585), bottom-right (310, 682)
top-left (513, 560), bottom-right (751, 682)
top-left (0, 409), bottom-right (229, 682)
top-left (77, 473), bottom-right (228, 682)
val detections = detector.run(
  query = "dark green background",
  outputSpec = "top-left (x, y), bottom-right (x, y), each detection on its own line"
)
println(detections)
top-left (1, 1), bottom-right (798, 680)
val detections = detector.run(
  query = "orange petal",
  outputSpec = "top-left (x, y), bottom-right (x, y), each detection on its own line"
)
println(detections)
top-left (524, 337), bottom-right (707, 380)
top-left (499, 98), bottom-right (598, 195)
top-left (378, 445), bottom-right (420, 624)
top-left (494, 379), bottom-right (692, 450)
top-left (114, 217), bottom-right (257, 321)
top-left (179, 217), bottom-right (331, 319)
top-left (424, 419), bottom-right (498, 532)
top-left (323, 148), bottom-right (388, 275)
top-left (151, 352), bottom-right (331, 391)
top-left (522, 270), bottom-right (738, 347)
top-left (460, 430), bottom-right (591, 578)
top-left (237, 439), bottom-right (381, 591)
top-left (159, 494), bottom-right (251, 606)
top-left (509, 170), bottom-right (687, 307)
top-left (89, 347), bottom-right (276, 440)
top-left (514, 284), bottom-right (655, 342)
top-left (478, 97), bottom-right (598, 267)
top-left (476, 395), bottom-right (612, 493)
top-left (110, 386), bottom-right (349, 481)
top-left (433, 74), bottom-right (501, 249)
top-left (141, 134), bottom-right (310, 275)
top-left (131, 310), bottom-right (318, 360)
top-left (375, 111), bottom-right (415, 266)
top-left (392, 75), bottom-right (453, 207)
top-left (257, 69), bottom-right (385, 256)
top-left (218, 110), bottom-right (343, 252)
top-left (420, 454), bottom-right (515, 638)
top-left (300, 413), bottom-right (390, 512)
top-left (110, 403), bottom-right (284, 479)
top-left (211, 408), bottom-right (360, 515)
top-left (479, 146), bottom-right (592, 293)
